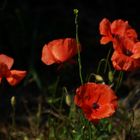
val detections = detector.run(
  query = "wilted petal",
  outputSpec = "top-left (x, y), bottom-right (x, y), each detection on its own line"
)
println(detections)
top-left (0, 77), bottom-right (2, 84)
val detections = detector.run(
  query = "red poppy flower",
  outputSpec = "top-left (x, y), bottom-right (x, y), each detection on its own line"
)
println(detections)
top-left (99, 18), bottom-right (137, 45)
top-left (111, 39), bottom-right (140, 71)
top-left (99, 18), bottom-right (140, 71)
top-left (41, 38), bottom-right (80, 65)
top-left (0, 54), bottom-right (27, 86)
top-left (74, 82), bottom-right (117, 123)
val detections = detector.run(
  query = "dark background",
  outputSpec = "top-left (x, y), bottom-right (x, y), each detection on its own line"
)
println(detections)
top-left (0, 0), bottom-right (140, 120)
top-left (1, 0), bottom-right (140, 68)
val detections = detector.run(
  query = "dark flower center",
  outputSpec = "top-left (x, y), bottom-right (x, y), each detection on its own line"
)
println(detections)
top-left (92, 103), bottom-right (99, 109)
top-left (124, 49), bottom-right (133, 56)
top-left (122, 46), bottom-right (133, 56)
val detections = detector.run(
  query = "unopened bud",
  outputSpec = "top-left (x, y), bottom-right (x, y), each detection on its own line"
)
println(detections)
top-left (73, 9), bottom-right (79, 14)
top-left (11, 96), bottom-right (16, 107)
top-left (108, 71), bottom-right (114, 82)
top-left (65, 94), bottom-right (71, 106)
top-left (94, 74), bottom-right (104, 82)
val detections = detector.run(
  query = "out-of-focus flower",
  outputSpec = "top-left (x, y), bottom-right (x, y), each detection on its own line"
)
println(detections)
top-left (41, 38), bottom-right (80, 65)
top-left (0, 54), bottom-right (27, 86)
top-left (74, 82), bottom-right (117, 123)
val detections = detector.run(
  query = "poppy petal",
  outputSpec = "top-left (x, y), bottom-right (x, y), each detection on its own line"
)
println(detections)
top-left (97, 84), bottom-right (117, 105)
top-left (41, 44), bottom-right (58, 65)
top-left (99, 18), bottom-right (111, 35)
top-left (74, 83), bottom-right (99, 107)
top-left (111, 19), bottom-right (129, 36)
top-left (0, 63), bottom-right (11, 77)
top-left (125, 29), bottom-right (138, 40)
top-left (6, 70), bottom-right (27, 86)
top-left (131, 42), bottom-right (140, 59)
top-left (100, 36), bottom-right (112, 44)
top-left (111, 51), bottom-right (134, 71)
top-left (0, 54), bottom-right (14, 69)
top-left (91, 104), bottom-right (116, 119)
top-left (82, 102), bottom-right (116, 120)
top-left (41, 38), bottom-right (79, 65)
top-left (50, 38), bottom-right (78, 62)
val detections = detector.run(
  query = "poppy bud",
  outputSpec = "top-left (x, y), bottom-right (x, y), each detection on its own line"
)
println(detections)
top-left (11, 96), bottom-right (16, 107)
top-left (73, 9), bottom-right (78, 14)
top-left (65, 94), bottom-right (71, 106)
top-left (108, 71), bottom-right (114, 82)
top-left (94, 74), bottom-right (104, 82)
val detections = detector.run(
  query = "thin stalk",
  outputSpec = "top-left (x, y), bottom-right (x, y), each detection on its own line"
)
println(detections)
top-left (96, 58), bottom-right (106, 74)
top-left (36, 101), bottom-right (41, 130)
top-left (12, 106), bottom-right (16, 130)
top-left (104, 48), bottom-right (112, 73)
top-left (115, 71), bottom-right (123, 91)
top-left (74, 9), bottom-right (83, 84)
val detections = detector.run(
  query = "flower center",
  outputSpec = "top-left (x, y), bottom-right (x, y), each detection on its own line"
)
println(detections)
top-left (122, 46), bottom-right (133, 56)
top-left (124, 49), bottom-right (133, 56)
top-left (92, 103), bottom-right (99, 109)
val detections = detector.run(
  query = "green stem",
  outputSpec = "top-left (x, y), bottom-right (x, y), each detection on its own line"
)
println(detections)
top-left (12, 106), bottom-right (16, 131)
top-left (104, 48), bottom-right (112, 73)
top-left (115, 71), bottom-right (123, 91)
top-left (36, 101), bottom-right (41, 131)
top-left (74, 9), bottom-right (83, 85)
top-left (96, 59), bottom-right (106, 74)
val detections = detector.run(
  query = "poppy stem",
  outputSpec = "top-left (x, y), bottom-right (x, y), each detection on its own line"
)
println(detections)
top-left (115, 71), bottom-right (123, 91)
top-left (97, 58), bottom-right (106, 74)
top-left (104, 48), bottom-right (112, 73)
top-left (74, 9), bottom-right (83, 85)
